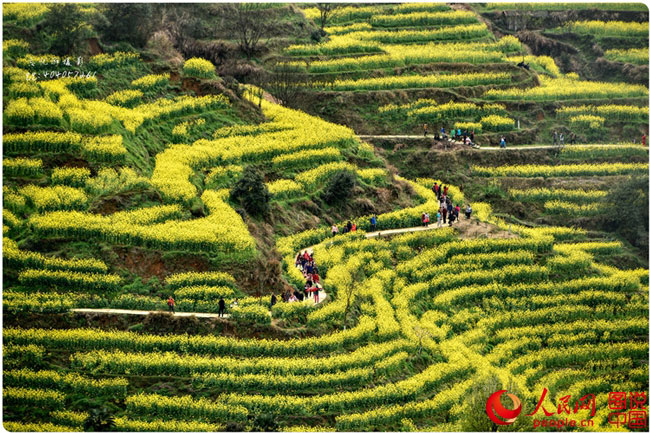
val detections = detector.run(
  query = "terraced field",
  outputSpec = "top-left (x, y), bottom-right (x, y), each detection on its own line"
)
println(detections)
top-left (2, 2), bottom-right (649, 432)
top-left (282, 3), bottom-right (648, 144)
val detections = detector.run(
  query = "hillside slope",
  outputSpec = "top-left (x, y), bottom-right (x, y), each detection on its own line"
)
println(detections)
top-left (2, 3), bottom-right (649, 433)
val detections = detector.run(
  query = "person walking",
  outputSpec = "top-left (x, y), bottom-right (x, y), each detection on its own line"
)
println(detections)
top-left (443, 185), bottom-right (448, 196)
top-left (422, 213), bottom-right (427, 227)
top-left (560, 133), bottom-right (564, 145)
top-left (370, 215), bottom-right (377, 232)
top-left (437, 210), bottom-right (442, 227)
top-left (448, 210), bottom-right (456, 226)
top-left (218, 297), bottom-right (226, 317)
top-left (440, 126), bottom-right (445, 138)
top-left (432, 182), bottom-right (438, 195)
top-left (314, 286), bottom-right (320, 304)
top-left (470, 130), bottom-right (475, 143)
top-left (167, 296), bottom-right (175, 314)
top-left (500, 136), bottom-right (506, 148)
top-left (465, 204), bottom-right (472, 219)
top-left (423, 123), bottom-right (428, 137)
top-left (455, 204), bottom-right (460, 220)
top-left (331, 224), bottom-right (338, 236)
top-left (553, 131), bottom-right (558, 145)
top-left (442, 206), bottom-right (447, 224)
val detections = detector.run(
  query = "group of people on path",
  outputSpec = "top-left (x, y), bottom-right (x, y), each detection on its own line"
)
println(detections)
top-left (294, 249), bottom-right (322, 303)
top-left (166, 295), bottom-right (229, 317)
top-left (332, 215), bottom-right (379, 237)
top-left (431, 182), bottom-right (472, 227)
top-left (331, 220), bottom-right (357, 236)
top-left (427, 125), bottom-right (476, 147)
top-left (164, 250), bottom-right (326, 317)
top-left (552, 131), bottom-right (577, 146)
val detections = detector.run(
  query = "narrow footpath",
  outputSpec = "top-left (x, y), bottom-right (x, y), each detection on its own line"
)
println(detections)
top-left (70, 223), bottom-right (447, 319)
top-left (359, 136), bottom-right (649, 151)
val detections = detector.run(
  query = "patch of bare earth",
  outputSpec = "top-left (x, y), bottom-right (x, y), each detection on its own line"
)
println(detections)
top-left (454, 218), bottom-right (519, 240)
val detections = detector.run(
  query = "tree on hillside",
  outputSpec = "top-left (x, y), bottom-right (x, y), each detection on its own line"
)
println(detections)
top-left (159, 3), bottom-right (212, 49)
top-left (233, 4), bottom-right (270, 59)
top-left (342, 266), bottom-right (363, 330)
top-left (98, 3), bottom-right (157, 48)
top-left (230, 166), bottom-right (270, 218)
top-left (316, 3), bottom-right (339, 29)
top-left (604, 176), bottom-right (649, 256)
top-left (261, 62), bottom-right (308, 106)
top-left (42, 3), bottom-right (88, 56)
top-left (322, 170), bottom-right (356, 205)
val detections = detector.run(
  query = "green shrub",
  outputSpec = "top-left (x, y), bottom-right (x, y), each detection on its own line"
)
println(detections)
top-left (322, 170), bottom-right (356, 205)
top-left (230, 166), bottom-right (270, 217)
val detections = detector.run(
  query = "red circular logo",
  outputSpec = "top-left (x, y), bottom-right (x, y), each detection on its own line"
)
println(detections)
top-left (486, 390), bottom-right (522, 425)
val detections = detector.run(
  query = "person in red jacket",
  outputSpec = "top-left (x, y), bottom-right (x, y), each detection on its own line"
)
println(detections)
top-left (167, 296), bottom-right (175, 314)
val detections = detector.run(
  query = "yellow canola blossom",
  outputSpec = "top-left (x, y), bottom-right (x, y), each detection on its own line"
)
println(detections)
top-left (564, 20), bottom-right (649, 37)
top-left (316, 72), bottom-right (511, 91)
top-left (370, 10), bottom-right (478, 27)
top-left (20, 185), bottom-right (88, 211)
top-left (473, 162), bottom-right (647, 177)
top-left (28, 190), bottom-right (256, 260)
top-left (604, 47), bottom-right (649, 65)
top-left (485, 76), bottom-right (648, 101)
top-left (183, 57), bottom-right (217, 79)
top-left (343, 23), bottom-right (491, 44)
top-left (267, 179), bottom-right (303, 198)
top-left (152, 96), bottom-right (358, 202)
top-left (3, 157), bottom-right (43, 177)
top-left (51, 167), bottom-right (91, 187)
top-left (131, 73), bottom-right (169, 89)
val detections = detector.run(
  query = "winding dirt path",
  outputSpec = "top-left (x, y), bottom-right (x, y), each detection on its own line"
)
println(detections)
top-left (359, 136), bottom-right (648, 152)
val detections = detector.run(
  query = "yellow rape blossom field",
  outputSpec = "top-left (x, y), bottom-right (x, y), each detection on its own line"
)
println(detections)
top-left (2, 2), bottom-right (649, 433)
